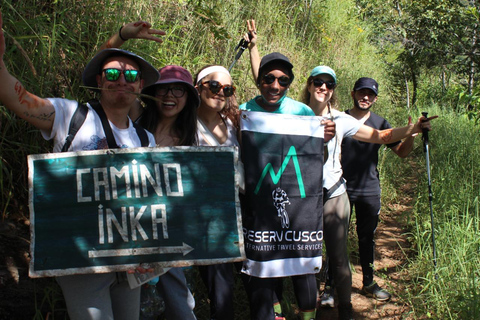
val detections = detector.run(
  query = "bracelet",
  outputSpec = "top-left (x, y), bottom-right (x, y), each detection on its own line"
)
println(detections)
top-left (119, 26), bottom-right (127, 41)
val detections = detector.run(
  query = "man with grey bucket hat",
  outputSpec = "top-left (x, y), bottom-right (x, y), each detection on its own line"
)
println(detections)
top-left (0, 10), bottom-right (158, 317)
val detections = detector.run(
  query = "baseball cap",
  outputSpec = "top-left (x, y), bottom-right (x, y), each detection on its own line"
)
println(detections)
top-left (141, 65), bottom-right (200, 108)
top-left (82, 48), bottom-right (159, 91)
top-left (353, 77), bottom-right (378, 95)
top-left (310, 66), bottom-right (337, 84)
top-left (257, 52), bottom-right (295, 85)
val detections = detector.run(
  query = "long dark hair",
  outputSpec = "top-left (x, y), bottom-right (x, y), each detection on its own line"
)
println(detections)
top-left (139, 85), bottom-right (198, 146)
top-left (195, 65), bottom-right (240, 129)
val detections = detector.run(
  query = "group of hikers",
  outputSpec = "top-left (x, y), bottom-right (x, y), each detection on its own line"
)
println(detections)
top-left (0, 11), bottom-right (435, 320)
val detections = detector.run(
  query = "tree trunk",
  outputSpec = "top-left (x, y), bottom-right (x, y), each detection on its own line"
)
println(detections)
top-left (404, 70), bottom-right (410, 110)
top-left (411, 64), bottom-right (417, 107)
top-left (441, 66), bottom-right (446, 93)
top-left (468, 28), bottom-right (476, 95)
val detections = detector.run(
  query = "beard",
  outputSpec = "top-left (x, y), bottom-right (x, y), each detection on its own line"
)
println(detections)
top-left (354, 98), bottom-right (373, 111)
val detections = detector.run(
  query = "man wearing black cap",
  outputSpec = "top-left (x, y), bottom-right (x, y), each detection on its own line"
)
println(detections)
top-left (239, 52), bottom-right (319, 320)
top-left (341, 77), bottom-right (416, 301)
top-left (0, 11), bottom-right (158, 318)
top-left (239, 52), bottom-right (315, 116)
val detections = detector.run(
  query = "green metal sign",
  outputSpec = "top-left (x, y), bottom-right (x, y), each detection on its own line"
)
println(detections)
top-left (28, 146), bottom-right (244, 278)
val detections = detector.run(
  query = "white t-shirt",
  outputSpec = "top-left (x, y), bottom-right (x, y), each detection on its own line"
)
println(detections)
top-left (323, 109), bottom-right (361, 197)
top-left (196, 116), bottom-right (240, 147)
top-left (42, 98), bottom-right (156, 152)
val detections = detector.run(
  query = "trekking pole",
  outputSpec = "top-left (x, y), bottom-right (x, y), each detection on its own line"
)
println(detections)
top-left (228, 33), bottom-right (252, 72)
top-left (421, 111), bottom-right (438, 279)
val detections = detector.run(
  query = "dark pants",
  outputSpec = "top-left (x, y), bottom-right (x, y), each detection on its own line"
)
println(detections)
top-left (348, 194), bottom-right (381, 286)
top-left (198, 263), bottom-right (237, 320)
top-left (242, 274), bottom-right (317, 320)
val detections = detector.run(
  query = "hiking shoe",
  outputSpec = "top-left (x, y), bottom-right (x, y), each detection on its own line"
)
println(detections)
top-left (362, 282), bottom-right (391, 301)
top-left (319, 286), bottom-right (335, 308)
top-left (275, 312), bottom-right (286, 320)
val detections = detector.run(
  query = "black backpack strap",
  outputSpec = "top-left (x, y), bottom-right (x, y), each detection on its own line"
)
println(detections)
top-left (90, 99), bottom-right (149, 148)
top-left (61, 102), bottom-right (89, 152)
top-left (323, 177), bottom-right (344, 204)
top-left (89, 100), bottom-right (118, 149)
top-left (132, 121), bottom-right (149, 147)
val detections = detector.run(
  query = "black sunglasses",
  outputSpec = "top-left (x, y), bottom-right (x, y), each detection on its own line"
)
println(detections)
top-left (312, 78), bottom-right (336, 90)
top-left (262, 74), bottom-right (291, 87)
top-left (201, 80), bottom-right (236, 97)
top-left (155, 86), bottom-right (186, 98)
top-left (103, 68), bottom-right (141, 83)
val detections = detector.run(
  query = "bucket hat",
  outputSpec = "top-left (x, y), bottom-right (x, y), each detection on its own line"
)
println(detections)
top-left (141, 65), bottom-right (200, 108)
top-left (82, 48), bottom-right (159, 91)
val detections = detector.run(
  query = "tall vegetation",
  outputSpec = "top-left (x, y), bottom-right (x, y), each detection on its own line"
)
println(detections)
top-left (380, 106), bottom-right (480, 319)
top-left (0, 0), bottom-right (389, 225)
top-left (1, 0), bottom-right (478, 319)
top-left (356, 0), bottom-right (480, 118)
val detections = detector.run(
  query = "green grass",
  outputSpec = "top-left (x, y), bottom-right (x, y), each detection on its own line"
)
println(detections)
top-left (380, 105), bottom-right (480, 319)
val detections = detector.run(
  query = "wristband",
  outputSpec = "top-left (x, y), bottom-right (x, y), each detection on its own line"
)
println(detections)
top-left (119, 26), bottom-right (128, 41)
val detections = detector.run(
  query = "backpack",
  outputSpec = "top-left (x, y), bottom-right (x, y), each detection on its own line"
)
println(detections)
top-left (61, 100), bottom-right (149, 152)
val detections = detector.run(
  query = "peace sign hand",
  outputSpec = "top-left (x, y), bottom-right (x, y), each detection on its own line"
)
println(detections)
top-left (244, 19), bottom-right (257, 49)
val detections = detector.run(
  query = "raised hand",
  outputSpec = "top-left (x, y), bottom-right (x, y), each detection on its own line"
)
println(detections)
top-left (244, 19), bottom-right (257, 49)
top-left (244, 19), bottom-right (261, 81)
top-left (101, 20), bottom-right (166, 51)
top-left (0, 8), bottom-right (55, 132)
top-left (119, 21), bottom-right (166, 43)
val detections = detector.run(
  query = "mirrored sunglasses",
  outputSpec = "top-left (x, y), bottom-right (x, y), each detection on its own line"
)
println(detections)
top-left (262, 74), bottom-right (291, 87)
top-left (103, 68), bottom-right (141, 83)
top-left (202, 80), bottom-right (236, 97)
top-left (312, 78), bottom-right (336, 90)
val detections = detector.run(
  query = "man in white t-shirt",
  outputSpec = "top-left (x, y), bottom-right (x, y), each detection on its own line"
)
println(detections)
top-left (0, 11), bottom-right (159, 319)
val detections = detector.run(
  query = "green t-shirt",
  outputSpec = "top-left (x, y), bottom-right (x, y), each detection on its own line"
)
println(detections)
top-left (239, 95), bottom-right (315, 116)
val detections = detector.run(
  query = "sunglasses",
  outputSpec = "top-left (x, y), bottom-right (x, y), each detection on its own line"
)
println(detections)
top-left (156, 86), bottom-right (186, 98)
top-left (262, 74), bottom-right (291, 87)
top-left (312, 78), bottom-right (336, 90)
top-left (201, 80), bottom-right (236, 97)
top-left (103, 68), bottom-right (141, 83)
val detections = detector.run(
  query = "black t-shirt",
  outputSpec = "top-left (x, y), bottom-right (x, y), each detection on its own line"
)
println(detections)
top-left (341, 110), bottom-right (400, 196)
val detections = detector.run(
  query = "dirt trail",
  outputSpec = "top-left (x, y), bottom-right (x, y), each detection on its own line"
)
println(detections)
top-left (317, 192), bottom-right (415, 320)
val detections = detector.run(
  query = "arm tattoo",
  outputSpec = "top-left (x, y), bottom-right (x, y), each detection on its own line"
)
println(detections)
top-left (380, 129), bottom-right (393, 143)
top-left (23, 111), bottom-right (55, 122)
top-left (15, 81), bottom-right (49, 109)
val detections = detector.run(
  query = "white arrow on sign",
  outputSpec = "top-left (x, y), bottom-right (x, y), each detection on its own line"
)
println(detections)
top-left (88, 243), bottom-right (194, 258)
